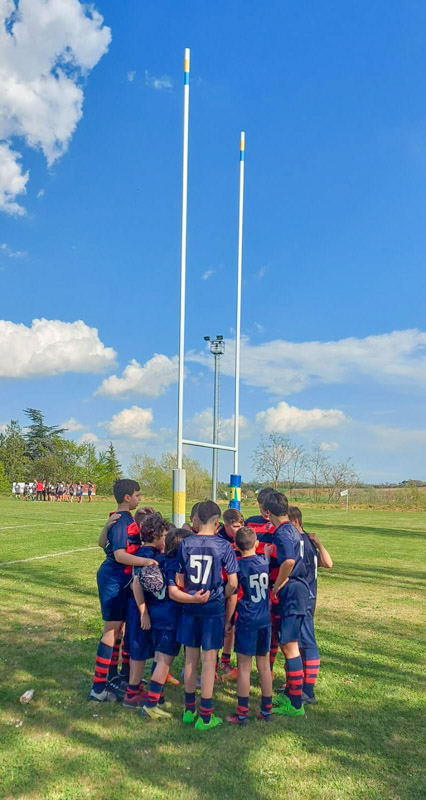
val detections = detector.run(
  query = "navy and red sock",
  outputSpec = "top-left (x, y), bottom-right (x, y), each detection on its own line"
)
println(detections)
top-left (285, 655), bottom-right (304, 709)
top-left (145, 679), bottom-right (164, 708)
top-left (236, 695), bottom-right (249, 721)
top-left (92, 640), bottom-right (113, 694)
top-left (184, 691), bottom-right (196, 713)
top-left (199, 696), bottom-right (213, 724)
top-left (303, 647), bottom-right (320, 698)
top-left (260, 695), bottom-right (272, 717)
top-left (108, 636), bottom-right (121, 680)
top-left (221, 652), bottom-right (231, 668)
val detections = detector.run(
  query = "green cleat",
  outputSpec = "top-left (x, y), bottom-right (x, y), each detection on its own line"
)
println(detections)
top-left (194, 714), bottom-right (223, 731)
top-left (272, 693), bottom-right (291, 708)
top-left (182, 709), bottom-right (197, 724)
top-left (272, 702), bottom-right (305, 717)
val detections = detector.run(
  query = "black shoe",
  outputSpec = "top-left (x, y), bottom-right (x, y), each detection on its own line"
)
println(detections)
top-left (302, 691), bottom-right (316, 705)
top-left (107, 676), bottom-right (127, 700)
top-left (88, 688), bottom-right (117, 702)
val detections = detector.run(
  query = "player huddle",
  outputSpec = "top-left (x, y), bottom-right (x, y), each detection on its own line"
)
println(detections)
top-left (89, 480), bottom-right (332, 730)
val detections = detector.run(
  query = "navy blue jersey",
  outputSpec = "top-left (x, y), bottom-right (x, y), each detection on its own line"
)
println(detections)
top-left (101, 511), bottom-right (135, 582)
top-left (273, 522), bottom-right (309, 615)
top-left (134, 546), bottom-right (179, 631)
top-left (301, 532), bottom-right (319, 612)
top-left (176, 533), bottom-right (238, 617)
top-left (236, 555), bottom-right (270, 630)
top-left (217, 525), bottom-right (242, 557)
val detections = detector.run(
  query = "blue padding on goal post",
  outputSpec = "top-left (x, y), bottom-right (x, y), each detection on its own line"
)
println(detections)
top-left (229, 474), bottom-right (241, 509)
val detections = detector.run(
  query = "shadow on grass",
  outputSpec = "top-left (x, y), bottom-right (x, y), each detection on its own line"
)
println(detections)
top-left (309, 521), bottom-right (426, 541)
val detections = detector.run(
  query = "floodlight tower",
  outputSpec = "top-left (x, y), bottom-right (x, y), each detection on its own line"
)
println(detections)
top-left (204, 335), bottom-right (225, 501)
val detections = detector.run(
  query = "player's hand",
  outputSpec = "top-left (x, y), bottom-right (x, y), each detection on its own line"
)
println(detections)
top-left (106, 512), bottom-right (121, 529)
top-left (307, 531), bottom-right (320, 546)
top-left (140, 611), bottom-right (151, 630)
top-left (193, 589), bottom-right (210, 604)
top-left (263, 544), bottom-right (273, 562)
top-left (140, 558), bottom-right (158, 567)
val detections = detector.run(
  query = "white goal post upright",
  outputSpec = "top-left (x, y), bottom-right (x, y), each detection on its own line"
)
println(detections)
top-left (173, 48), bottom-right (190, 527)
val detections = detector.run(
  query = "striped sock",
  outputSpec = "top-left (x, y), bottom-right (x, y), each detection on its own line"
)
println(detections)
top-left (120, 644), bottom-right (130, 679)
top-left (199, 697), bottom-right (213, 724)
top-left (108, 636), bottom-right (121, 679)
top-left (184, 691), bottom-right (196, 712)
top-left (261, 695), bottom-right (272, 716)
top-left (151, 660), bottom-right (157, 674)
top-left (92, 640), bottom-right (113, 694)
top-left (145, 679), bottom-right (164, 708)
top-left (303, 647), bottom-right (320, 698)
top-left (285, 655), bottom-right (304, 709)
top-left (237, 695), bottom-right (249, 720)
top-left (158, 689), bottom-right (165, 706)
top-left (221, 652), bottom-right (231, 668)
top-left (126, 683), bottom-right (141, 699)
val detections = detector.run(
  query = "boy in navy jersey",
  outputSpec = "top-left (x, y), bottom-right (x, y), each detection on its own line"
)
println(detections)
top-left (89, 480), bottom-right (157, 702)
top-left (217, 508), bottom-right (244, 677)
top-left (135, 526), bottom-right (211, 720)
top-left (176, 501), bottom-right (238, 731)
top-left (288, 506), bottom-right (333, 704)
top-left (262, 491), bottom-right (309, 716)
top-left (225, 527), bottom-right (273, 725)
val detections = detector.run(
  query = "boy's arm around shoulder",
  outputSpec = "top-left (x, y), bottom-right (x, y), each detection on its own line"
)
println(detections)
top-left (98, 512), bottom-right (121, 548)
top-left (307, 531), bottom-right (333, 568)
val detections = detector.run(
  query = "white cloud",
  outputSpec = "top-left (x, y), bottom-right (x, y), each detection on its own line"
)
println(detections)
top-left (254, 322), bottom-right (264, 334)
top-left (0, 318), bottom-right (116, 378)
top-left (36, 188), bottom-right (44, 198)
top-left (0, 421), bottom-right (7, 434)
top-left (202, 269), bottom-right (215, 281)
top-left (257, 401), bottom-right (347, 434)
top-left (369, 424), bottom-right (426, 450)
top-left (145, 70), bottom-right (173, 90)
top-left (0, 0), bottom-right (111, 215)
top-left (188, 329), bottom-right (426, 395)
top-left (186, 408), bottom-right (251, 444)
top-left (78, 431), bottom-right (99, 444)
top-left (61, 417), bottom-right (86, 432)
top-left (0, 242), bottom-right (26, 258)
top-left (104, 406), bottom-right (154, 439)
top-left (320, 441), bottom-right (339, 451)
top-left (96, 354), bottom-right (178, 398)
top-left (127, 70), bottom-right (136, 82)
top-left (256, 266), bottom-right (267, 279)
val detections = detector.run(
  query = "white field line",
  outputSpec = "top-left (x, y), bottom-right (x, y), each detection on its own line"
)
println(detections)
top-left (0, 545), bottom-right (99, 567)
top-left (0, 518), bottom-right (106, 532)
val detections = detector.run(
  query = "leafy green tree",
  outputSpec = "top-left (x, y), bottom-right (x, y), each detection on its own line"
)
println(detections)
top-left (0, 420), bottom-right (30, 480)
top-left (96, 442), bottom-right (122, 495)
top-left (33, 438), bottom-right (86, 482)
top-left (23, 408), bottom-right (66, 462)
top-left (0, 462), bottom-right (10, 493)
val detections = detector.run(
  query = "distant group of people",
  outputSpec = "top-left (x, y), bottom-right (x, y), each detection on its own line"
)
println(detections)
top-left (14, 480), bottom-right (94, 502)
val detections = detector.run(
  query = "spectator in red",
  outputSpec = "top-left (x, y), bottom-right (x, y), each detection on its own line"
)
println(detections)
top-left (36, 480), bottom-right (44, 501)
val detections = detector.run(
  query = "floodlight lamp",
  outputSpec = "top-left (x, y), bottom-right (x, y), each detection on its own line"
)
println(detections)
top-left (217, 335), bottom-right (223, 341)
top-left (204, 336), bottom-right (211, 341)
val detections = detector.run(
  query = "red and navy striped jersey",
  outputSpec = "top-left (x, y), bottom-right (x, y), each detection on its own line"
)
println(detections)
top-left (176, 533), bottom-right (238, 617)
top-left (245, 515), bottom-right (276, 541)
top-left (236, 554), bottom-right (271, 630)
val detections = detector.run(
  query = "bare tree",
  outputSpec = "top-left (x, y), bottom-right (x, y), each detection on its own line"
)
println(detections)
top-left (252, 434), bottom-right (297, 489)
top-left (304, 440), bottom-right (329, 502)
top-left (323, 458), bottom-right (359, 502)
top-left (284, 444), bottom-right (307, 493)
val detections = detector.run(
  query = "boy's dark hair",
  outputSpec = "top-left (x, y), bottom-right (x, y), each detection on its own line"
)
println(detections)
top-left (134, 505), bottom-right (155, 530)
top-left (223, 508), bottom-right (244, 525)
top-left (142, 513), bottom-right (169, 543)
top-left (165, 527), bottom-right (192, 557)
top-left (257, 487), bottom-right (274, 506)
top-left (190, 502), bottom-right (200, 520)
top-left (236, 526), bottom-right (257, 551)
top-left (288, 505), bottom-right (302, 526)
top-left (113, 479), bottom-right (140, 504)
top-left (262, 490), bottom-right (289, 517)
top-left (197, 500), bottom-right (221, 525)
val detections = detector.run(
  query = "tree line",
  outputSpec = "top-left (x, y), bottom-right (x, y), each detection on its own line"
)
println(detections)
top-left (0, 409), bottom-right (122, 495)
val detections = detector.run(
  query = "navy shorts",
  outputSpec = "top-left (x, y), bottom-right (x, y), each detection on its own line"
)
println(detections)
top-left (178, 614), bottom-right (224, 651)
top-left (152, 627), bottom-right (181, 658)
top-left (299, 612), bottom-right (317, 650)
top-left (97, 569), bottom-right (129, 622)
top-left (235, 624), bottom-right (271, 656)
top-left (279, 614), bottom-right (305, 645)
top-left (126, 597), bottom-right (154, 661)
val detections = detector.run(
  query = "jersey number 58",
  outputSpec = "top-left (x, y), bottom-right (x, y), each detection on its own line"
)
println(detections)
top-left (249, 573), bottom-right (268, 603)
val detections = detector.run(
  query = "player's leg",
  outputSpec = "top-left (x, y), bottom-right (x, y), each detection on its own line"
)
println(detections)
top-left (90, 620), bottom-right (122, 701)
top-left (183, 645), bottom-right (200, 721)
top-left (142, 649), bottom-right (174, 720)
top-left (123, 659), bottom-right (146, 707)
top-left (272, 617), bottom-right (305, 716)
top-left (269, 611), bottom-right (280, 675)
top-left (220, 625), bottom-right (234, 673)
top-left (300, 613), bottom-right (320, 704)
top-left (256, 626), bottom-right (273, 721)
top-left (108, 625), bottom-right (124, 680)
top-left (195, 616), bottom-right (225, 731)
top-left (227, 653), bottom-right (251, 725)
top-left (122, 599), bottom-right (152, 707)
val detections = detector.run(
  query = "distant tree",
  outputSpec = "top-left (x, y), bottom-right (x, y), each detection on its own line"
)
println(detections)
top-left (0, 420), bottom-right (30, 480)
top-left (322, 458), bottom-right (359, 502)
top-left (23, 408), bottom-right (66, 462)
top-left (252, 434), bottom-right (298, 489)
top-left (96, 442), bottom-right (122, 494)
top-left (161, 453), bottom-right (211, 500)
top-left (304, 441), bottom-right (329, 502)
top-left (0, 462), bottom-right (9, 493)
top-left (80, 443), bottom-right (99, 481)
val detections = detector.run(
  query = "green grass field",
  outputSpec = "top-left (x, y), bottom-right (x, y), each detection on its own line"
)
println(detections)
top-left (0, 497), bottom-right (425, 800)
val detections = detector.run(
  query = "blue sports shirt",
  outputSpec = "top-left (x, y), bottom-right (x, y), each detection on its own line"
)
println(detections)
top-left (100, 511), bottom-right (135, 583)
top-left (176, 533), bottom-right (238, 617)
top-left (273, 521), bottom-right (309, 615)
top-left (134, 546), bottom-right (179, 631)
top-left (301, 532), bottom-right (319, 613)
top-left (236, 554), bottom-right (271, 630)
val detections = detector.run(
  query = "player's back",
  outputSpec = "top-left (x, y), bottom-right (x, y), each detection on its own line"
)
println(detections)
top-left (245, 515), bottom-right (276, 542)
top-left (301, 531), bottom-right (318, 612)
top-left (236, 554), bottom-right (270, 630)
top-left (177, 533), bottom-right (238, 617)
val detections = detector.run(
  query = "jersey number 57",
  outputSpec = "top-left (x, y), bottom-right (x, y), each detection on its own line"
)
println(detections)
top-left (189, 554), bottom-right (213, 584)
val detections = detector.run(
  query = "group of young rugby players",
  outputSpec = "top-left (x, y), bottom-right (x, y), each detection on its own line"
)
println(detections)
top-left (89, 480), bottom-right (332, 730)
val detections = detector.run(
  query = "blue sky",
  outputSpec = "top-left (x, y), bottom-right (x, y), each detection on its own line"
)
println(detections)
top-left (1, 0), bottom-right (426, 483)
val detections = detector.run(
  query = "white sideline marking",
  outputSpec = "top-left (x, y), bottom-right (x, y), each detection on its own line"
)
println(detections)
top-left (0, 545), bottom-right (99, 567)
top-left (0, 518), bottom-right (106, 531)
